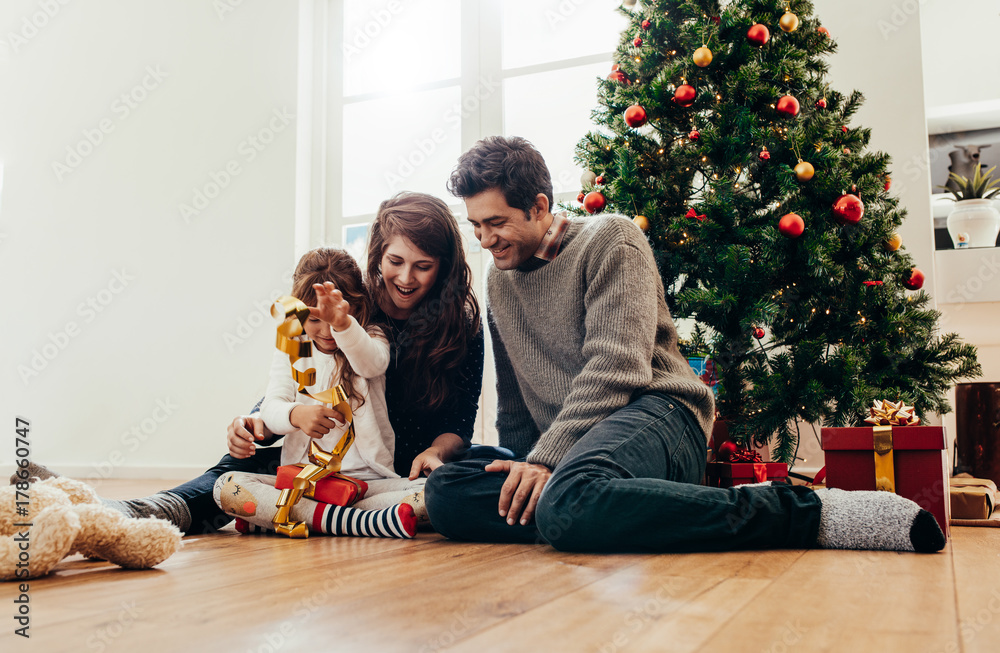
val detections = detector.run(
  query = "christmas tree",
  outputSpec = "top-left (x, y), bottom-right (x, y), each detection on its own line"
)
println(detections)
top-left (570, 0), bottom-right (980, 463)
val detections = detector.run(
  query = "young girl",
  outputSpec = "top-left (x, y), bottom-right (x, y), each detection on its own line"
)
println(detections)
top-left (213, 247), bottom-right (425, 538)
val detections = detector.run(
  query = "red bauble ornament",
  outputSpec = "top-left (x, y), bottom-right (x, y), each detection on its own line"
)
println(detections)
top-left (816, 98), bottom-right (827, 109)
top-left (576, 192), bottom-right (585, 203)
top-left (710, 16), bottom-right (721, 25)
top-left (641, 20), bottom-right (651, 30)
top-left (689, 130), bottom-right (700, 141)
top-left (624, 104), bottom-right (648, 127)
top-left (776, 95), bottom-right (800, 118)
top-left (843, 148), bottom-right (851, 154)
top-left (778, 213), bottom-right (805, 238)
top-left (634, 37), bottom-right (642, 47)
top-left (759, 147), bottom-right (770, 161)
top-left (753, 327), bottom-right (765, 340)
top-left (583, 191), bottom-right (607, 214)
top-left (608, 64), bottom-right (629, 84)
top-left (673, 84), bottom-right (696, 107)
top-left (818, 26), bottom-right (830, 38)
top-left (595, 175), bottom-right (605, 185)
top-left (747, 23), bottom-right (770, 46)
top-left (832, 193), bottom-right (865, 225)
top-left (903, 268), bottom-right (925, 290)
top-left (718, 440), bottom-right (738, 461)
top-left (841, 126), bottom-right (849, 133)
top-left (885, 176), bottom-right (892, 191)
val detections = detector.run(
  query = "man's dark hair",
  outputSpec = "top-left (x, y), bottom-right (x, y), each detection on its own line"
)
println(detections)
top-left (447, 136), bottom-right (554, 217)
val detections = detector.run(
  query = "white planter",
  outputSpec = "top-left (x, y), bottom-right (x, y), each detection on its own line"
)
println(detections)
top-left (947, 199), bottom-right (1000, 249)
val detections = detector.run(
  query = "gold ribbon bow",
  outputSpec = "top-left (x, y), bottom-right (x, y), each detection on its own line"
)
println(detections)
top-left (269, 296), bottom-right (356, 538)
top-left (863, 400), bottom-right (920, 494)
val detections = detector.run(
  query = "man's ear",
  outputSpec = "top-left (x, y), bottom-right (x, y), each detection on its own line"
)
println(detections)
top-left (529, 193), bottom-right (550, 220)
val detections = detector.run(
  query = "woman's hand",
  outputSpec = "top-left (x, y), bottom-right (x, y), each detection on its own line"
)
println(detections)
top-left (310, 282), bottom-right (351, 332)
top-left (290, 405), bottom-right (346, 439)
top-left (409, 447), bottom-right (446, 480)
top-left (227, 416), bottom-right (267, 459)
top-left (409, 433), bottom-right (468, 480)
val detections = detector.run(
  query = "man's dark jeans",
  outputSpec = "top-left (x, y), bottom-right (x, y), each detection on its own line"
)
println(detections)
top-left (425, 392), bottom-right (821, 552)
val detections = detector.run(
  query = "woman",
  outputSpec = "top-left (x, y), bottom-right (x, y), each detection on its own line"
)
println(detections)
top-left (24, 192), bottom-right (485, 535)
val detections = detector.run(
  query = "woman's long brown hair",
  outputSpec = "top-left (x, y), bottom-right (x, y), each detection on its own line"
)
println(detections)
top-left (291, 247), bottom-right (374, 409)
top-left (366, 192), bottom-right (481, 411)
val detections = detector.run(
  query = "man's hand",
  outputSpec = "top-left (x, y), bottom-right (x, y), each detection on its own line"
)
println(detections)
top-left (408, 447), bottom-right (446, 480)
top-left (310, 281), bottom-right (352, 332)
top-left (290, 405), bottom-right (346, 439)
top-left (484, 460), bottom-right (552, 526)
top-left (227, 416), bottom-right (267, 459)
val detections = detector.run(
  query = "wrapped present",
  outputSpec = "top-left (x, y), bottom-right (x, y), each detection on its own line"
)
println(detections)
top-left (821, 400), bottom-right (950, 537)
top-left (276, 465), bottom-right (368, 507)
top-left (706, 461), bottom-right (789, 488)
top-left (687, 356), bottom-right (719, 396)
top-left (706, 447), bottom-right (788, 488)
top-left (950, 476), bottom-right (997, 520)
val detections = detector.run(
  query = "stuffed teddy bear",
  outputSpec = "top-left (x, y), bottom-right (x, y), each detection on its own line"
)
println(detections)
top-left (1, 476), bottom-right (183, 581)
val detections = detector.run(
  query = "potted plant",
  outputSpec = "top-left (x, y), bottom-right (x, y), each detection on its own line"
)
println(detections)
top-left (942, 165), bottom-right (1000, 248)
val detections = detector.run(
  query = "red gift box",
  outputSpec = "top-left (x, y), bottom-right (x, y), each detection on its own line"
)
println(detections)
top-left (706, 462), bottom-right (789, 488)
top-left (821, 426), bottom-right (950, 537)
top-left (275, 465), bottom-right (368, 506)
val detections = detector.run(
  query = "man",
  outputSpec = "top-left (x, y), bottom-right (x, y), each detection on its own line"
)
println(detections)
top-left (424, 136), bottom-right (945, 554)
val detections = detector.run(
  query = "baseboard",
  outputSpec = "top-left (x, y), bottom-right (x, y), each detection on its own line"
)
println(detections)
top-left (6, 464), bottom-right (207, 481)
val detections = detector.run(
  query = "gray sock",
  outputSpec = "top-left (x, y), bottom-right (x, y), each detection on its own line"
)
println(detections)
top-left (102, 492), bottom-right (192, 533)
top-left (9, 462), bottom-right (60, 485)
top-left (814, 488), bottom-right (945, 553)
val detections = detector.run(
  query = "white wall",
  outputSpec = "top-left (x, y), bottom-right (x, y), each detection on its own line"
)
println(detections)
top-left (0, 0), bottom-right (299, 478)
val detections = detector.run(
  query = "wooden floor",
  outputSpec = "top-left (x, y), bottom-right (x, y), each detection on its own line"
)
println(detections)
top-left (6, 479), bottom-right (1000, 653)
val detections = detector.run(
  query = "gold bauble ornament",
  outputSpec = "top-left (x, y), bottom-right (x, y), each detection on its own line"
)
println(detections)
top-left (886, 233), bottom-right (902, 251)
top-left (794, 161), bottom-right (815, 182)
top-left (693, 46), bottom-right (713, 67)
top-left (779, 12), bottom-right (799, 32)
top-left (633, 215), bottom-right (650, 232)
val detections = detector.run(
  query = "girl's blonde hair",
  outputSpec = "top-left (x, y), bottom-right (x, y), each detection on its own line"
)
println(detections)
top-left (291, 247), bottom-right (372, 408)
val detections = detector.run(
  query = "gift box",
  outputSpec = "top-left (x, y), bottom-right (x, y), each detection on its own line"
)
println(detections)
top-left (275, 465), bottom-right (368, 506)
top-left (821, 425), bottom-right (951, 537)
top-left (950, 476), bottom-right (997, 520)
top-left (706, 461), bottom-right (789, 488)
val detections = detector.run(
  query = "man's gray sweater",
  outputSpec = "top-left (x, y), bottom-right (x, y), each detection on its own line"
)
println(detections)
top-left (487, 214), bottom-right (716, 469)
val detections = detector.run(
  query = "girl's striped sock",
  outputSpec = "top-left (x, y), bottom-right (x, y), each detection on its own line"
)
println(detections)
top-left (215, 472), bottom-right (416, 539)
top-left (312, 502), bottom-right (416, 538)
top-left (236, 503), bottom-right (415, 539)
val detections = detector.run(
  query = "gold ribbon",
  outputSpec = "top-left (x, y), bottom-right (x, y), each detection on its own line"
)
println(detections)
top-left (864, 399), bottom-right (920, 427)
top-left (269, 296), bottom-right (357, 538)
top-left (872, 425), bottom-right (896, 493)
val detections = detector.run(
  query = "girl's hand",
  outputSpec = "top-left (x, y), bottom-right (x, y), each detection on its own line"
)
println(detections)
top-left (310, 282), bottom-right (352, 332)
top-left (408, 447), bottom-right (446, 480)
top-left (227, 416), bottom-right (266, 459)
top-left (290, 404), bottom-right (346, 439)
